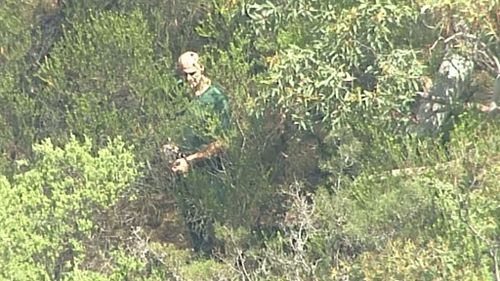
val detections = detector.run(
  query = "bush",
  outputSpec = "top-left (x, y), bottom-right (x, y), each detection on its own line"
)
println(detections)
top-left (0, 136), bottom-right (139, 280)
top-left (35, 10), bottom-right (182, 149)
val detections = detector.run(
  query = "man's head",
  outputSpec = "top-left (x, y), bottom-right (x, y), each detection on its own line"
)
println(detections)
top-left (177, 51), bottom-right (205, 90)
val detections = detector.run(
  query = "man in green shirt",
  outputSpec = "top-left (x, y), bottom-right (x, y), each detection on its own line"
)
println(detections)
top-left (165, 51), bottom-right (231, 254)
top-left (171, 51), bottom-right (230, 174)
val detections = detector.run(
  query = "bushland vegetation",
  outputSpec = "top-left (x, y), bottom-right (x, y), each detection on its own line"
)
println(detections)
top-left (1, 0), bottom-right (499, 280)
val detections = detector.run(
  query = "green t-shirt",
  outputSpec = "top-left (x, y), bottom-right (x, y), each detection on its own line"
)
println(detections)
top-left (179, 85), bottom-right (231, 154)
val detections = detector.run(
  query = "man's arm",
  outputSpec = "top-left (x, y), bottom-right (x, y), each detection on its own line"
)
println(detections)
top-left (171, 140), bottom-right (226, 174)
top-left (185, 140), bottom-right (226, 162)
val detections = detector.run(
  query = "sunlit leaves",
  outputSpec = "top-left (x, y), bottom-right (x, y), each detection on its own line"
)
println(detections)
top-left (250, 0), bottom-right (423, 132)
top-left (0, 136), bottom-right (140, 280)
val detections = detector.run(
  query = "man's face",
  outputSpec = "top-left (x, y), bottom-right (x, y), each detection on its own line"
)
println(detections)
top-left (183, 68), bottom-right (203, 89)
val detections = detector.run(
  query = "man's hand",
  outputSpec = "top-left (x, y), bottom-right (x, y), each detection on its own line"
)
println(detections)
top-left (170, 141), bottom-right (225, 174)
top-left (171, 158), bottom-right (190, 174)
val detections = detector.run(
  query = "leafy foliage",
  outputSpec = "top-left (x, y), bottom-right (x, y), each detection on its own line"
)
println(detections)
top-left (34, 10), bottom-right (181, 149)
top-left (0, 0), bottom-right (499, 280)
top-left (0, 136), bottom-right (139, 280)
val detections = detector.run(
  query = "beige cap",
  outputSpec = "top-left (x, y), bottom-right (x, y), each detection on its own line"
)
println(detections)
top-left (177, 51), bottom-right (200, 73)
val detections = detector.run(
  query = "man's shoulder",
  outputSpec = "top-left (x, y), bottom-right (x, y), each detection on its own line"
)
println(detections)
top-left (204, 84), bottom-right (227, 97)
top-left (199, 84), bottom-right (228, 104)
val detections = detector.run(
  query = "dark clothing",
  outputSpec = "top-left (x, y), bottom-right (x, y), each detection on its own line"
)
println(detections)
top-left (179, 84), bottom-right (231, 155)
top-left (175, 84), bottom-right (231, 255)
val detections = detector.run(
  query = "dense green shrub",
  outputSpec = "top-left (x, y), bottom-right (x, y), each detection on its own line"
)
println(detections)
top-left (0, 1), bottom-right (39, 165)
top-left (0, 0), bottom-right (498, 280)
top-left (35, 10), bottom-right (181, 150)
top-left (0, 136), bottom-right (139, 280)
